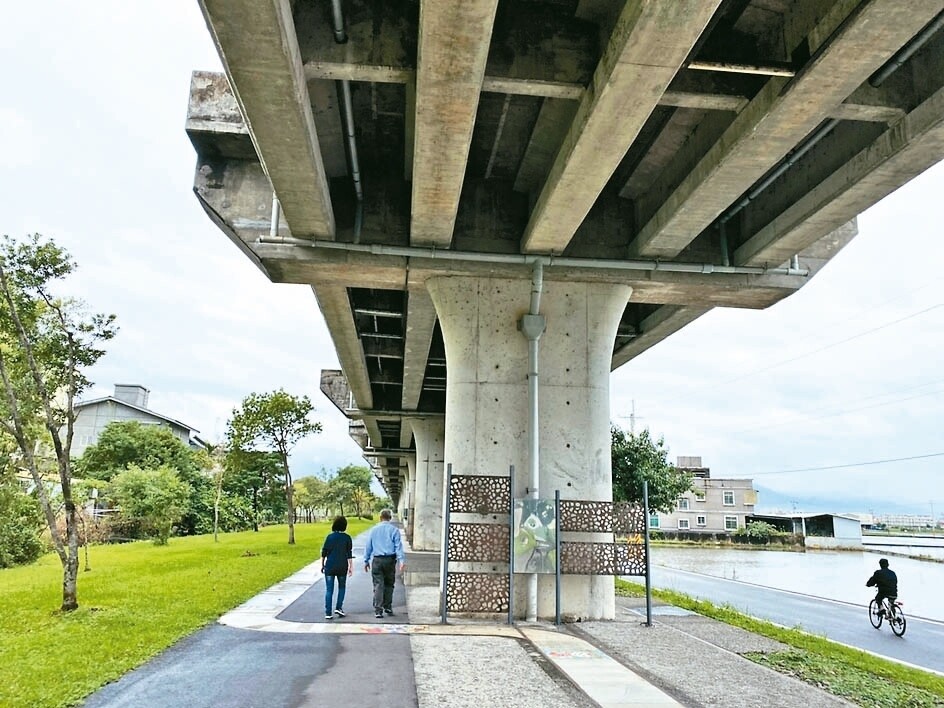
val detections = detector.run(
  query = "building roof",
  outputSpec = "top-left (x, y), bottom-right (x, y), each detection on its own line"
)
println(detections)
top-left (75, 396), bottom-right (200, 434)
top-left (751, 512), bottom-right (861, 522)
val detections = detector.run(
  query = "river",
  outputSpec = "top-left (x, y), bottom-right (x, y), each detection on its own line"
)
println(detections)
top-left (651, 544), bottom-right (944, 622)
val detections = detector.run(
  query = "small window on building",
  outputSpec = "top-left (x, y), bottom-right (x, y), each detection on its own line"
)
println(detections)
top-left (677, 498), bottom-right (690, 510)
top-left (724, 515), bottom-right (738, 531)
top-left (678, 518), bottom-right (690, 530)
top-left (696, 515), bottom-right (706, 526)
top-left (723, 490), bottom-right (735, 506)
top-left (649, 514), bottom-right (660, 529)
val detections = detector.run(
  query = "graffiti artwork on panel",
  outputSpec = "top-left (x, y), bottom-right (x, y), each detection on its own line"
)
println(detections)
top-left (513, 498), bottom-right (557, 573)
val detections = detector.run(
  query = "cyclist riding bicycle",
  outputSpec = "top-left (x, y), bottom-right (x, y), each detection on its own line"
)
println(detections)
top-left (866, 558), bottom-right (898, 616)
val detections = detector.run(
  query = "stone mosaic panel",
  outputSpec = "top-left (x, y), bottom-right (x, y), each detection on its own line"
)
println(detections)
top-left (449, 474), bottom-right (511, 514)
top-left (558, 500), bottom-right (646, 534)
top-left (447, 522), bottom-right (510, 562)
top-left (445, 572), bottom-right (510, 613)
top-left (560, 541), bottom-right (646, 576)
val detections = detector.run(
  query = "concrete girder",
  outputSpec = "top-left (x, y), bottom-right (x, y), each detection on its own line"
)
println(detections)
top-left (311, 284), bottom-right (374, 411)
top-left (520, 0), bottom-right (723, 255)
top-left (410, 0), bottom-right (501, 248)
top-left (611, 306), bottom-right (712, 369)
top-left (401, 289), bottom-right (438, 411)
top-left (296, 0), bottom-right (595, 101)
top-left (198, 0), bottom-right (335, 239)
top-left (736, 85), bottom-right (944, 267)
top-left (628, 0), bottom-right (944, 260)
top-left (513, 99), bottom-right (580, 198)
top-left (254, 243), bottom-right (806, 310)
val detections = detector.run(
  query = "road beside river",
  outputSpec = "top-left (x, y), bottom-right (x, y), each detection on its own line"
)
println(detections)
top-left (642, 547), bottom-right (944, 675)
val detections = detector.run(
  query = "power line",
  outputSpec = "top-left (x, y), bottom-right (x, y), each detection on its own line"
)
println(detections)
top-left (736, 383), bottom-right (944, 434)
top-left (750, 451), bottom-right (944, 477)
top-left (716, 303), bottom-right (943, 386)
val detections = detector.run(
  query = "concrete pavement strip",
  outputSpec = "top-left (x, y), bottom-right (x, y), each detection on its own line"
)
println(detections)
top-left (221, 560), bottom-right (681, 706)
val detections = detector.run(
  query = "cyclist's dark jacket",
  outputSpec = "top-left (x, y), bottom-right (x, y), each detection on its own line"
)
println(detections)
top-left (866, 567), bottom-right (898, 597)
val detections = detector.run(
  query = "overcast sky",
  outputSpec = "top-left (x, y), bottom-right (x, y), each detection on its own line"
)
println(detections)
top-left (3, 4), bottom-right (942, 514)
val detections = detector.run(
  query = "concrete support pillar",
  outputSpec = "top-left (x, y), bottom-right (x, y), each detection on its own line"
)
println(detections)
top-left (426, 276), bottom-right (630, 620)
top-left (403, 456), bottom-right (416, 544)
top-left (409, 418), bottom-right (446, 551)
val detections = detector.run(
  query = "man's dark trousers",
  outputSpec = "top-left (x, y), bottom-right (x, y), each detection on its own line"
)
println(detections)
top-left (372, 555), bottom-right (396, 612)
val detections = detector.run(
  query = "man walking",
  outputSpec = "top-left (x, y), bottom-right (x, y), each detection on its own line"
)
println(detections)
top-left (363, 509), bottom-right (405, 619)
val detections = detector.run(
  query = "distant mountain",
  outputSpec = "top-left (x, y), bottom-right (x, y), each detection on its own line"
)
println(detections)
top-left (753, 484), bottom-right (925, 517)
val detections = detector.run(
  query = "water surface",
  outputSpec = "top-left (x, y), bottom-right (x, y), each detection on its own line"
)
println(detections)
top-left (651, 545), bottom-right (944, 622)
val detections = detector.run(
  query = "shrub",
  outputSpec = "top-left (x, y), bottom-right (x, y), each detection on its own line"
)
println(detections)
top-left (733, 520), bottom-right (784, 544)
top-left (109, 465), bottom-right (191, 545)
top-left (0, 485), bottom-right (46, 568)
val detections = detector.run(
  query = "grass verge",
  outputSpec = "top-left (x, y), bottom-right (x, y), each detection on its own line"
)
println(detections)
top-left (0, 521), bottom-right (370, 708)
top-left (615, 578), bottom-right (944, 708)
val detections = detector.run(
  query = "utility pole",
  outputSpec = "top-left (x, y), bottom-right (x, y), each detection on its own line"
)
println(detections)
top-left (627, 399), bottom-right (645, 434)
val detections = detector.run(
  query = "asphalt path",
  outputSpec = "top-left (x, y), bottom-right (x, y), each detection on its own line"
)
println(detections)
top-left (82, 531), bottom-right (416, 708)
top-left (649, 565), bottom-right (944, 674)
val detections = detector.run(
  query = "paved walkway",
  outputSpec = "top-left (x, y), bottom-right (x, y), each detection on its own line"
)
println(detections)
top-left (81, 529), bottom-right (856, 708)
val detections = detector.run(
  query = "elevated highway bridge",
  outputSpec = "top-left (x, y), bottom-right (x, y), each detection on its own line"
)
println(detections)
top-left (187, 0), bottom-right (944, 619)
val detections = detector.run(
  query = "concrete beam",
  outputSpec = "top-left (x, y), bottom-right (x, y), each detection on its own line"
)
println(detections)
top-left (256, 243), bottom-right (804, 309)
top-left (401, 289), bottom-right (438, 411)
top-left (736, 85), bottom-right (944, 267)
top-left (520, 0), bottom-right (723, 254)
top-left (198, 0), bottom-right (335, 239)
top-left (611, 306), bottom-right (711, 369)
top-left (410, 0), bottom-right (500, 247)
top-left (311, 284), bottom-right (374, 410)
top-left (629, 0), bottom-right (944, 259)
top-left (297, 0), bottom-right (594, 101)
top-left (513, 99), bottom-right (579, 196)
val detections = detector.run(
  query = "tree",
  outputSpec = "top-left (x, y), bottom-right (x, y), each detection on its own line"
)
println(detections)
top-left (0, 234), bottom-right (116, 611)
top-left (224, 448), bottom-right (285, 531)
top-left (193, 443), bottom-right (227, 542)
top-left (334, 464), bottom-right (373, 493)
top-left (75, 420), bottom-right (198, 481)
top-left (326, 476), bottom-right (354, 516)
top-left (350, 488), bottom-right (372, 518)
top-left (109, 465), bottom-right (190, 545)
top-left (611, 426), bottom-right (692, 514)
top-left (328, 464), bottom-right (373, 516)
top-left (226, 390), bottom-right (321, 544)
top-left (294, 475), bottom-right (328, 523)
top-left (75, 420), bottom-right (209, 535)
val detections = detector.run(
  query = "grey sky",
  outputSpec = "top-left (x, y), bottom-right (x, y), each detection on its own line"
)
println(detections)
top-left (2, 4), bottom-right (942, 513)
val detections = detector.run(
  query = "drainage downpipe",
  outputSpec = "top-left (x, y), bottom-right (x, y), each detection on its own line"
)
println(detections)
top-left (270, 192), bottom-right (281, 238)
top-left (340, 79), bottom-right (364, 241)
top-left (330, 0), bottom-right (364, 242)
top-left (519, 259), bottom-right (546, 622)
top-left (255, 237), bottom-right (810, 277)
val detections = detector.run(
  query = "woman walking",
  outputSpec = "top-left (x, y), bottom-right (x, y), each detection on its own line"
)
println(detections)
top-left (321, 516), bottom-right (354, 619)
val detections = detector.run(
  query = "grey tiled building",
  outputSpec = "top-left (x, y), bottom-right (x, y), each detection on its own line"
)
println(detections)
top-left (72, 384), bottom-right (203, 458)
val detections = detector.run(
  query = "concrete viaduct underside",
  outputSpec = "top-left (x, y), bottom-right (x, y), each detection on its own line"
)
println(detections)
top-left (187, 0), bottom-right (944, 616)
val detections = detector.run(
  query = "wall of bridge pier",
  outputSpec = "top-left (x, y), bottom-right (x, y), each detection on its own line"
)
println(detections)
top-left (406, 417), bottom-right (446, 552)
top-left (426, 275), bottom-right (630, 620)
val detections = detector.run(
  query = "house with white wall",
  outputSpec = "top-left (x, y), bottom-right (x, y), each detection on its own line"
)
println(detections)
top-left (650, 456), bottom-right (757, 534)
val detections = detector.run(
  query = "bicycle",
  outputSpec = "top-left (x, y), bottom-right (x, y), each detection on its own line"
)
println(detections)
top-left (868, 596), bottom-right (907, 637)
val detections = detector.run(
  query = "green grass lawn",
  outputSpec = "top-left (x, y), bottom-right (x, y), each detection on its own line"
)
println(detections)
top-left (616, 579), bottom-right (944, 707)
top-left (0, 521), bottom-right (370, 708)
